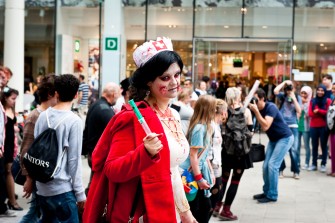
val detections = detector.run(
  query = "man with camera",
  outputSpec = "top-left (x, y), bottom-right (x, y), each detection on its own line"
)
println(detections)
top-left (249, 88), bottom-right (293, 203)
top-left (274, 80), bottom-right (302, 179)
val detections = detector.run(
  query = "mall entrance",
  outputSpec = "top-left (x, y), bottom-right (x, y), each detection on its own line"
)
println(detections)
top-left (192, 38), bottom-right (293, 89)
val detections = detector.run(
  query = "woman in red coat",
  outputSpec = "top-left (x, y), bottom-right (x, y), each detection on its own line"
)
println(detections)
top-left (308, 84), bottom-right (331, 172)
top-left (83, 37), bottom-right (196, 223)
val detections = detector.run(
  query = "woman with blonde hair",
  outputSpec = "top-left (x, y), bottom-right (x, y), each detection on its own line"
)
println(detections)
top-left (214, 87), bottom-right (253, 221)
top-left (208, 99), bottom-right (227, 218)
top-left (180, 95), bottom-right (217, 223)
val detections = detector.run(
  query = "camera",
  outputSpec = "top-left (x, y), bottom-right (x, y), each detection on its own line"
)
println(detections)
top-left (284, 84), bottom-right (293, 91)
top-left (251, 97), bottom-right (258, 104)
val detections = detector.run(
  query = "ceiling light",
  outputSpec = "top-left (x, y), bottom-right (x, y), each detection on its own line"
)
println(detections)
top-left (262, 26), bottom-right (267, 29)
top-left (320, 43), bottom-right (324, 46)
top-left (292, 45), bottom-right (297, 51)
top-left (224, 26), bottom-right (229, 28)
top-left (241, 7), bottom-right (247, 14)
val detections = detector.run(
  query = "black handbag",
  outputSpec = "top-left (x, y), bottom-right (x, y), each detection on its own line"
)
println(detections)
top-left (11, 154), bottom-right (26, 185)
top-left (250, 127), bottom-right (265, 162)
top-left (251, 143), bottom-right (265, 162)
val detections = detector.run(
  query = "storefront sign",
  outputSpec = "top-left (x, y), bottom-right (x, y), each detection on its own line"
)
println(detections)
top-left (75, 40), bottom-right (80, 52)
top-left (105, 37), bottom-right (118, 51)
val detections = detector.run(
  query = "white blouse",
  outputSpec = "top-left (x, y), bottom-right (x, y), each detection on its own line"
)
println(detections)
top-left (159, 108), bottom-right (190, 214)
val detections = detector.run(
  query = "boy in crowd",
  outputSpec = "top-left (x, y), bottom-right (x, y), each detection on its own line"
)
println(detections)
top-left (322, 74), bottom-right (333, 100)
top-left (34, 74), bottom-right (86, 222)
top-left (19, 74), bottom-right (58, 222)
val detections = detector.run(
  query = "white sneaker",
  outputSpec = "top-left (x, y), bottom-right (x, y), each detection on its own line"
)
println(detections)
top-left (301, 164), bottom-right (309, 170)
top-left (308, 165), bottom-right (317, 171)
top-left (0, 210), bottom-right (17, 217)
top-left (320, 165), bottom-right (326, 173)
top-left (279, 171), bottom-right (284, 178)
top-left (293, 173), bottom-right (300, 179)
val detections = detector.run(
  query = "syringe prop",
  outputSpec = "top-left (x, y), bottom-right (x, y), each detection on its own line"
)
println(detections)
top-left (129, 99), bottom-right (152, 135)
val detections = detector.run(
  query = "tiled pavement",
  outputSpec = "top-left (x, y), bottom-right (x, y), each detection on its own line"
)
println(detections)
top-left (4, 133), bottom-right (335, 223)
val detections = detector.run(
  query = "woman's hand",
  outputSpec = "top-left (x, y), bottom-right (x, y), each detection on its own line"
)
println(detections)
top-left (143, 133), bottom-right (163, 157)
top-left (180, 210), bottom-right (198, 223)
top-left (197, 179), bottom-right (210, 190)
top-left (211, 173), bottom-right (216, 186)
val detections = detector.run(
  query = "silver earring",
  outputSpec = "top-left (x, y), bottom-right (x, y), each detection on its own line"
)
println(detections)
top-left (146, 90), bottom-right (150, 96)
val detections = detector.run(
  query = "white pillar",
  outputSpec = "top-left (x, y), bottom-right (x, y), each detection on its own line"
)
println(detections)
top-left (4, 0), bottom-right (24, 112)
top-left (101, 0), bottom-right (125, 90)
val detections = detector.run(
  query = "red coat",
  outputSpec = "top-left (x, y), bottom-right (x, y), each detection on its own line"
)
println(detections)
top-left (308, 99), bottom-right (331, 128)
top-left (83, 101), bottom-right (176, 223)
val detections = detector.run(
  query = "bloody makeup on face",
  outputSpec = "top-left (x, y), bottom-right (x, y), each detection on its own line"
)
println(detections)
top-left (157, 71), bottom-right (181, 96)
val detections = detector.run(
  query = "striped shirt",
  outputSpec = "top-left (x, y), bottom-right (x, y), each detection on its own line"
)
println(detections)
top-left (78, 82), bottom-right (90, 105)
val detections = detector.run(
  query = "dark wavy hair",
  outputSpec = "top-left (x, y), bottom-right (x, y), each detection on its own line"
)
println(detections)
top-left (55, 74), bottom-right (79, 102)
top-left (37, 74), bottom-right (56, 103)
top-left (1, 87), bottom-right (19, 110)
top-left (129, 50), bottom-right (183, 101)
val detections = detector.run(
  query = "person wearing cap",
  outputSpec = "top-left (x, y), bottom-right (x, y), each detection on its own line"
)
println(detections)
top-left (83, 37), bottom-right (197, 223)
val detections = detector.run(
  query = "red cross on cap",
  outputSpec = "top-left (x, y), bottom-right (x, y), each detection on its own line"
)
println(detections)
top-left (152, 40), bottom-right (167, 51)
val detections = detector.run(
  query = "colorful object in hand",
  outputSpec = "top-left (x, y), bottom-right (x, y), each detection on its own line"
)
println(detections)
top-left (181, 170), bottom-right (198, 202)
top-left (133, 37), bottom-right (173, 68)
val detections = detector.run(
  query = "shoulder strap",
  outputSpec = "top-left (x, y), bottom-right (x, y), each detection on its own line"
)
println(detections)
top-left (46, 109), bottom-right (51, 128)
top-left (187, 128), bottom-right (208, 172)
top-left (279, 94), bottom-right (286, 110)
top-left (45, 109), bottom-right (72, 130)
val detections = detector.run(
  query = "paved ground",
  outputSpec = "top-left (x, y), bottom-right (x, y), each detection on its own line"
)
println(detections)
top-left (3, 133), bottom-right (335, 223)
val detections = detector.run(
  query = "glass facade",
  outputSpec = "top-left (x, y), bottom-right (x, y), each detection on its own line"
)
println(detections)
top-left (55, 0), bottom-right (100, 78)
top-left (24, 3), bottom-right (55, 92)
top-left (1, 0), bottom-right (335, 91)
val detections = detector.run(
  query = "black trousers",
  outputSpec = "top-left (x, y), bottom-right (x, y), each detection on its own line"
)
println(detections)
top-left (0, 157), bottom-right (8, 214)
top-left (189, 189), bottom-right (211, 223)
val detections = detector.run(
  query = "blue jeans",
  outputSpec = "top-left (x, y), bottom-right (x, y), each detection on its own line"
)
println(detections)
top-left (298, 131), bottom-right (311, 166)
top-left (279, 128), bottom-right (300, 174)
top-left (310, 127), bottom-right (328, 166)
top-left (19, 190), bottom-right (40, 223)
top-left (38, 191), bottom-right (79, 223)
top-left (263, 135), bottom-right (293, 200)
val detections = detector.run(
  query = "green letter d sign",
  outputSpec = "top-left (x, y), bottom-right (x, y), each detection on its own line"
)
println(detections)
top-left (105, 37), bottom-right (118, 51)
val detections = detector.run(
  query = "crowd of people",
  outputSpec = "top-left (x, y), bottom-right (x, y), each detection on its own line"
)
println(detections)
top-left (0, 36), bottom-right (334, 223)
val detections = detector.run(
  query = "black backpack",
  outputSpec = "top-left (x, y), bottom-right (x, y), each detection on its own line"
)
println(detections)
top-left (223, 107), bottom-right (252, 156)
top-left (23, 111), bottom-right (70, 183)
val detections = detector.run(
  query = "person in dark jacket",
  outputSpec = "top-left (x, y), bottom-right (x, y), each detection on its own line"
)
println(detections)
top-left (82, 82), bottom-right (120, 194)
